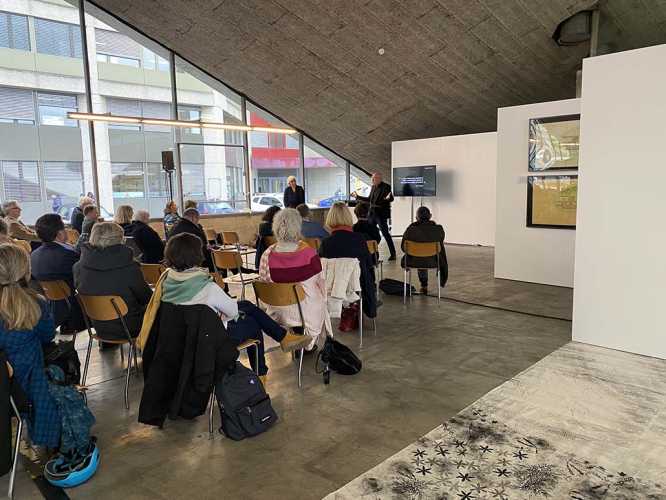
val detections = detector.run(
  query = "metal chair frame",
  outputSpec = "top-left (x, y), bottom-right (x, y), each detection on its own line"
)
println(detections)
top-left (212, 249), bottom-right (259, 301)
top-left (208, 339), bottom-right (260, 438)
top-left (78, 294), bottom-right (139, 410)
top-left (252, 282), bottom-right (306, 388)
top-left (402, 241), bottom-right (441, 304)
top-left (366, 240), bottom-right (384, 295)
top-left (220, 231), bottom-right (255, 267)
top-left (7, 396), bottom-right (23, 500)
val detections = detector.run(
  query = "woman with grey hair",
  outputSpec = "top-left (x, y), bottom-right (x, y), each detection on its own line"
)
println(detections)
top-left (74, 222), bottom-right (152, 340)
top-left (258, 208), bottom-right (331, 351)
top-left (283, 175), bottom-right (305, 208)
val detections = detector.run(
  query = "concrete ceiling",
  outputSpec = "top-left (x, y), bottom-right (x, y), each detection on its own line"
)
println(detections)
top-left (90, 0), bottom-right (666, 176)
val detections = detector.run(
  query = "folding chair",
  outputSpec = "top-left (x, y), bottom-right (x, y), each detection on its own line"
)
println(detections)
top-left (302, 237), bottom-right (320, 251)
top-left (403, 240), bottom-right (442, 304)
top-left (140, 263), bottom-right (164, 287)
top-left (65, 228), bottom-right (80, 245)
top-left (222, 231), bottom-right (255, 267)
top-left (12, 239), bottom-right (31, 254)
top-left (212, 250), bottom-right (260, 301)
top-left (39, 280), bottom-right (76, 339)
top-left (208, 339), bottom-right (260, 437)
top-left (7, 396), bottom-right (23, 500)
top-left (252, 281), bottom-right (307, 388)
top-left (77, 295), bottom-right (139, 410)
top-left (204, 228), bottom-right (218, 245)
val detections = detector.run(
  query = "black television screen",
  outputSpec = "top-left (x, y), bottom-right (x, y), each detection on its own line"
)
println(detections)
top-left (392, 165), bottom-right (437, 197)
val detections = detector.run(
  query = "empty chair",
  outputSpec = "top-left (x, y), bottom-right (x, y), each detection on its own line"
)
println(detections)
top-left (402, 241), bottom-right (442, 303)
top-left (204, 228), bottom-right (218, 244)
top-left (212, 250), bottom-right (259, 300)
top-left (77, 295), bottom-right (139, 410)
top-left (222, 231), bottom-right (255, 266)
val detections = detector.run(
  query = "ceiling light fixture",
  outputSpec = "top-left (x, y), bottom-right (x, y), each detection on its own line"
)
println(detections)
top-left (67, 112), bottom-right (298, 134)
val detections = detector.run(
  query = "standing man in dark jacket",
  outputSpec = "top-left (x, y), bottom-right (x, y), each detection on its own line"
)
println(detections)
top-left (352, 172), bottom-right (396, 260)
top-left (167, 208), bottom-right (213, 271)
top-left (401, 206), bottom-right (448, 295)
top-left (129, 209), bottom-right (164, 264)
top-left (31, 213), bottom-right (85, 332)
top-left (74, 222), bottom-right (152, 340)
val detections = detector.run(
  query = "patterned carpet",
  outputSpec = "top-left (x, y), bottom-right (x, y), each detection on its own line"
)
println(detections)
top-left (324, 342), bottom-right (666, 499)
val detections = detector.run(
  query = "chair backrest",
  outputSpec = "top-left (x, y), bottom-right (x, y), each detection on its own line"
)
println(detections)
top-left (264, 235), bottom-right (276, 246)
top-left (39, 280), bottom-right (71, 301)
top-left (204, 228), bottom-right (217, 242)
top-left (65, 228), bottom-right (79, 245)
top-left (222, 231), bottom-right (240, 245)
top-left (212, 249), bottom-right (243, 270)
top-left (12, 239), bottom-right (31, 254)
top-left (253, 281), bottom-right (305, 307)
top-left (141, 263), bottom-right (164, 286)
top-left (404, 240), bottom-right (440, 258)
top-left (78, 295), bottom-right (128, 322)
top-left (302, 237), bottom-right (320, 250)
top-left (366, 240), bottom-right (378, 254)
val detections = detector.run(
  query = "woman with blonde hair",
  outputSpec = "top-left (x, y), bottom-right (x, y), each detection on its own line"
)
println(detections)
top-left (283, 175), bottom-right (305, 208)
top-left (258, 208), bottom-right (330, 350)
top-left (0, 243), bottom-right (61, 449)
top-left (114, 204), bottom-right (134, 235)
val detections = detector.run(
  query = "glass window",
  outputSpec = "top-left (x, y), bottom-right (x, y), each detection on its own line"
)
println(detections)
top-left (34, 17), bottom-right (82, 58)
top-left (304, 138), bottom-right (347, 207)
top-left (180, 144), bottom-right (246, 213)
top-left (0, 87), bottom-right (35, 124)
top-left (350, 164), bottom-right (372, 198)
top-left (95, 28), bottom-right (141, 61)
top-left (37, 93), bottom-right (78, 127)
top-left (112, 162), bottom-right (144, 198)
top-left (175, 56), bottom-right (243, 144)
top-left (44, 161), bottom-right (84, 209)
top-left (247, 103), bottom-right (299, 210)
top-left (1, 160), bottom-right (40, 202)
top-left (0, 11), bottom-right (30, 51)
top-left (146, 162), bottom-right (169, 198)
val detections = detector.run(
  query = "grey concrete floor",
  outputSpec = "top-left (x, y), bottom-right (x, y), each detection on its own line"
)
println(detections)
top-left (6, 245), bottom-right (573, 499)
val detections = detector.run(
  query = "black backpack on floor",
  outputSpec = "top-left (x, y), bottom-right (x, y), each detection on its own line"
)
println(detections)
top-left (215, 362), bottom-right (278, 441)
top-left (43, 340), bottom-right (81, 386)
top-left (316, 337), bottom-right (362, 384)
top-left (379, 278), bottom-right (416, 296)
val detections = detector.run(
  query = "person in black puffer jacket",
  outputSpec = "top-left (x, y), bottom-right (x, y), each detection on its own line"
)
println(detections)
top-left (74, 222), bottom-right (152, 340)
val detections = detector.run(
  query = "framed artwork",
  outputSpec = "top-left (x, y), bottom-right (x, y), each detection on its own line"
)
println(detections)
top-left (527, 175), bottom-right (578, 229)
top-left (528, 114), bottom-right (580, 171)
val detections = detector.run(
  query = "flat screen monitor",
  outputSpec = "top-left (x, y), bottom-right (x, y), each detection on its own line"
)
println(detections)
top-left (392, 165), bottom-right (436, 197)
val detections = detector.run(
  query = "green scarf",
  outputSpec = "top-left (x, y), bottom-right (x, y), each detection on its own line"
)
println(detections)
top-left (161, 269), bottom-right (212, 304)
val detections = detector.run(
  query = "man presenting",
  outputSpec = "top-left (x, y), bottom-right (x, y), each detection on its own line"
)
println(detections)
top-left (352, 172), bottom-right (396, 260)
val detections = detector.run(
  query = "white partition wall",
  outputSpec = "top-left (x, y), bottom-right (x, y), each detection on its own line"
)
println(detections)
top-left (495, 99), bottom-right (580, 287)
top-left (391, 132), bottom-right (497, 246)
top-left (573, 45), bottom-right (666, 360)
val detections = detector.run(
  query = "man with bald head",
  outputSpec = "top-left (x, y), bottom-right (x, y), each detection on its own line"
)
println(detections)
top-left (352, 171), bottom-right (396, 260)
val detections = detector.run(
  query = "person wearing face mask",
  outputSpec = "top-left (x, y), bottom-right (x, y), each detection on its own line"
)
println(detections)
top-left (283, 175), bottom-right (305, 209)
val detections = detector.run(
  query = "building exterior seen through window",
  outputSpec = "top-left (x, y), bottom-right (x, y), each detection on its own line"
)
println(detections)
top-left (0, 0), bottom-right (371, 223)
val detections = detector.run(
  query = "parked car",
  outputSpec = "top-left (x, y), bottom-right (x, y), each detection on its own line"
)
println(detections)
top-left (57, 204), bottom-right (113, 222)
top-left (317, 191), bottom-right (347, 208)
top-left (251, 193), bottom-right (283, 211)
top-left (198, 200), bottom-right (235, 215)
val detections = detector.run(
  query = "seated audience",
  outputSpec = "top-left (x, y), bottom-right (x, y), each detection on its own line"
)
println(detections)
top-left (254, 205), bottom-right (280, 269)
top-left (319, 202), bottom-right (377, 319)
top-left (297, 204), bottom-right (329, 240)
top-left (353, 202), bottom-right (381, 244)
top-left (168, 208), bottom-right (213, 272)
top-left (0, 244), bottom-right (61, 449)
top-left (76, 204), bottom-right (99, 250)
top-left (0, 218), bottom-right (12, 245)
top-left (143, 234), bottom-right (309, 384)
top-left (74, 222), bottom-right (152, 340)
top-left (2, 200), bottom-right (39, 242)
top-left (130, 210), bottom-right (164, 264)
top-left (401, 206), bottom-right (449, 294)
top-left (30, 214), bottom-right (84, 332)
top-left (163, 201), bottom-right (179, 236)
top-left (70, 196), bottom-right (94, 235)
top-left (258, 208), bottom-right (330, 351)
top-left (114, 204), bottom-right (134, 236)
